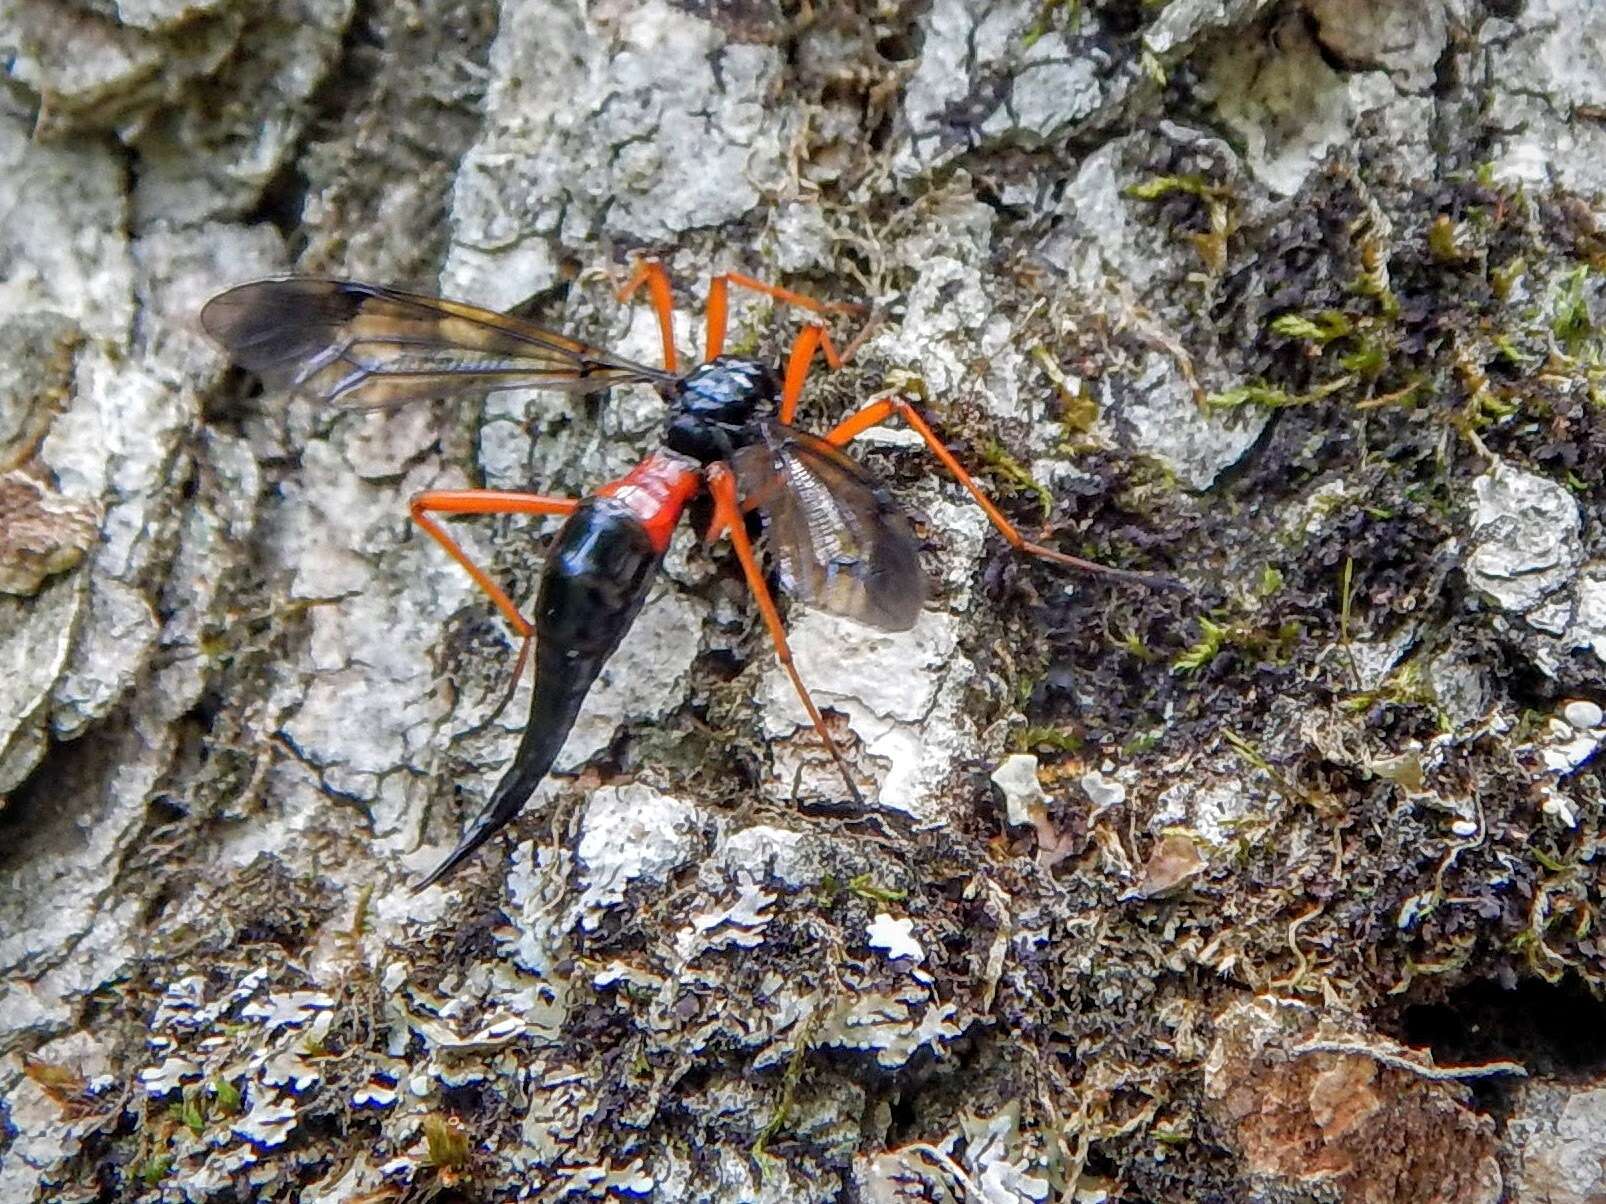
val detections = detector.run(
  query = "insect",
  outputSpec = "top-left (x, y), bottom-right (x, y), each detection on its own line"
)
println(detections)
top-left (201, 263), bottom-right (1173, 890)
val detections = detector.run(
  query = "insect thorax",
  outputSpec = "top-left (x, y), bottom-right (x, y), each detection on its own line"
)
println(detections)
top-left (663, 356), bottom-right (778, 464)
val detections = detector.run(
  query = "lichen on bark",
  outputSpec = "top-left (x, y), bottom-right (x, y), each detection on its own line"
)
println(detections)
top-left (3, 1), bottom-right (1606, 1201)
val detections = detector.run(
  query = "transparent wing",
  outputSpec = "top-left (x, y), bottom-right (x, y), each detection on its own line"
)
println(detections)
top-left (730, 421), bottom-right (927, 632)
top-left (200, 277), bottom-right (675, 409)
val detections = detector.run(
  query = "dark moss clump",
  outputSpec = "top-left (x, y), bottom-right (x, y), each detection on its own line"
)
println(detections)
top-left (934, 147), bottom-right (1606, 1198)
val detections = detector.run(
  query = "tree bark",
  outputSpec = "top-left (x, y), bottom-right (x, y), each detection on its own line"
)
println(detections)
top-left (3, 0), bottom-right (1605, 1200)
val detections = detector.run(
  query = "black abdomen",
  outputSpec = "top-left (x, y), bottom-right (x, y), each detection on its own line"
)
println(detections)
top-left (413, 497), bottom-right (662, 889)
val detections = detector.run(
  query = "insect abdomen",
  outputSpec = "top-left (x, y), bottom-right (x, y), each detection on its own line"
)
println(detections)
top-left (413, 498), bottom-right (661, 889)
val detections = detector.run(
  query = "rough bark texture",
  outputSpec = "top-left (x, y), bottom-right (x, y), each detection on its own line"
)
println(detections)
top-left (3, 0), bottom-right (1606, 1200)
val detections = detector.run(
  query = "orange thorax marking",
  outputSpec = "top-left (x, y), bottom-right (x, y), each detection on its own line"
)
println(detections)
top-left (596, 450), bottom-right (703, 554)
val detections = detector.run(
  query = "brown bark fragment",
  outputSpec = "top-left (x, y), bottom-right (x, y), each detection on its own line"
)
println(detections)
top-left (0, 467), bottom-right (96, 597)
top-left (1205, 997), bottom-right (1503, 1204)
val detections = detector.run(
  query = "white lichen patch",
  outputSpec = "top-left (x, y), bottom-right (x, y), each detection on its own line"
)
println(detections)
top-left (961, 1104), bottom-right (1053, 1204)
top-left (232, 1092), bottom-right (299, 1149)
top-left (240, 990), bottom-right (336, 1032)
top-left (820, 983), bottom-right (966, 1070)
top-left (867, 912), bottom-right (925, 964)
top-left (1564, 700), bottom-right (1603, 730)
top-left (0, 113), bottom-right (133, 341)
top-left (139, 1055), bottom-right (204, 1096)
top-left (1516, 701), bottom-right (1604, 829)
top-left (444, 0), bottom-right (787, 298)
top-left (1505, 1083), bottom-right (1606, 1203)
top-left (992, 754), bottom-right (1049, 829)
top-left (1080, 768), bottom-right (1128, 809)
top-left (758, 604), bottom-right (975, 819)
top-left (1100, 350), bottom-right (1263, 493)
top-left (1043, 134), bottom-right (1266, 489)
top-left (674, 881), bottom-right (778, 960)
top-left (1562, 567), bottom-right (1606, 667)
top-left (1481, 0), bottom-right (1606, 197)
top-left (574, 783), bottom-right (706, 930)
top-left (891, 0), bottom-right (1158, 179)
top-left (1200, 10), bottom-right (1418, 197)
top-left (0, 573), bottom-right (83, 794)
top-left (705, 823), bottom-right (812, 888)
top-left (260, 1045), bottom-right (325, 1094)
top-left (752, 487), bottom-right (987, 821)
top-left (1465, 460), bottom-right (1582, 616)
top-left (876, 247), bottom-right (1026, 417)
top-left (1154, 771), bottom-right (1255, 845)
top-left (352, 1076), bottom-right (399, 1109)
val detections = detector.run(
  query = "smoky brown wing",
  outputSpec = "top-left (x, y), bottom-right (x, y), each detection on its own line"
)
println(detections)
top-left (731, 422), bottom-right (927, 632)
top-left (199, 277), bottom-right (673, 409)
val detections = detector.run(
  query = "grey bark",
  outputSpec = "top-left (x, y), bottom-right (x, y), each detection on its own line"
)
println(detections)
top-left (3, 0), bottom-right (1606, 1200)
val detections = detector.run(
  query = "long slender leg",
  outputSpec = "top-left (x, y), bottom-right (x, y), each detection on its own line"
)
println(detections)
top-left (705, 464), bottom-right (865, 804)
top-left (704, 271), bottom-right (862, 362)
top-left (411, 489), bottom-right (583, 722)
top-left (410, 490), bottom-right (582, 636)
top-left (616, 259), bottom-right (680, 374)
top-left (777, 323), bottom-right (846, 425)
top-left (821, 399), bottom-right (1180, 589)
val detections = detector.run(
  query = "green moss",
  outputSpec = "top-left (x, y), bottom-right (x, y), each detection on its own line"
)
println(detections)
top-left (134, 1156), bottom-right (173, 1187)
top-left (1338, 338), bottom-right (1388, 380)
top-left (1427, 214), bottom-right (1468, 263)
top-left (1127, 175), bottom-right (1234, 272)
top-left (1105, 617), bottom-right (1159, 663)
top-left (976, 437), bottom-right (1053, 521)
top-left (1173, 610), bottom-right (1302, 674)
top-left (1492, 334), bottom-right (1529, 367)
top-left (1350, 231), bottom-right (1401, 320)
top-left (171, 1093), bottom-right (205, 1138)
top-left (1222, 729), bottom-right (1309, 807)
top-left (1338, 654), bottom-right (1449, 730)
top-left (1269, 311), bottom-right (1352, 344)
top-left (1172, 617), bottom-right (1229, 672)
top-left (1022, 0), bottom-right (1080, 48)
top-left (1015, 725), bottom-right (1084, 753)
top-left (1338, 556), bottom-right (1356, 644)
top-left (210, 1077), bottom-right (242, 1118)
top-left (1121, 729), bottom-right (1163, 756)
top-left (1206, 375), bottom-right (1354, 412)
top-left (847, 873), bottom-right (907, 903)
top-left (1551, 266), bottom-right (1594, 352)
top-left (753, 1006), bottom-right (824, 1161)
top-left (1124, 175), bottom-right (1228, 203)
top-left (423, 1113), bottom-right (471, 1169)
top-left (1491, 255), bottom-right (1527, 300)
top-left (725, 323), bottom-right (765, 359)
top-left (1033, 345), bottom-right (1099, 432)
top-left (1530, 845), bottom-right (1570, 874)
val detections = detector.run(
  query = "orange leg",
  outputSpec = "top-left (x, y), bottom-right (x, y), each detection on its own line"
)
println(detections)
top-left (410, 490), bottom-right (582, 637)
top-left (778, 323), bottom-right (845, 425)
top-left (704, 271), bottom-right (862, 363)
top-left (821, 399), bottom-right (1181, 589)
top-left (411, 489), bottom-right (583, 722)
top-left (705, 464), bottom-right (865, 805)
top-left (616, 259), bottom-right (680, 375)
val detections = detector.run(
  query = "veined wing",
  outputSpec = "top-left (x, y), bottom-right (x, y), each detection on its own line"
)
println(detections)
top-left (731, 421), bottom-right (927, 632)
top-left (200, 277), bottom-right (675, 409)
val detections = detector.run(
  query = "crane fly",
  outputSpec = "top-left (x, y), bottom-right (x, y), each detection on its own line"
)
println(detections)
top-left (200, 263), bottom-right (1175, 891)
